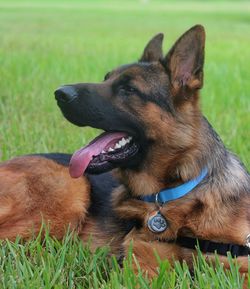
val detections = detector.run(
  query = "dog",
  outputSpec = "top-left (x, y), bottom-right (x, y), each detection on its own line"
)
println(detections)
top-left (0, 25), bottom-right (249, 279)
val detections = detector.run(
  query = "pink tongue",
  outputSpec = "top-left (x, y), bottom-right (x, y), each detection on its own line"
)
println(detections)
top-left (69, 132), bottom-right (127, 178)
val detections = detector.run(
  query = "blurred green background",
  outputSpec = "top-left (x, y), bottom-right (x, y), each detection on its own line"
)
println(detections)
top-left (0, 0), bottom-right (249, 170)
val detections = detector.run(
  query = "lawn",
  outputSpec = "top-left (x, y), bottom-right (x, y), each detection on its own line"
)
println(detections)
top-left (0, 0), bottom-right (249, 288)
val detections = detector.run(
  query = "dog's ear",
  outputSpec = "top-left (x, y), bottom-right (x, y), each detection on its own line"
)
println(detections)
top-left (164, 25), bottom-right (205, 92)
top-left (139, 33), bottom-right (164, 62)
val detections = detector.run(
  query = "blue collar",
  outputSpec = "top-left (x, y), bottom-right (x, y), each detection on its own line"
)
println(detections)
top-left (141, 168), bottom-right (208, 204)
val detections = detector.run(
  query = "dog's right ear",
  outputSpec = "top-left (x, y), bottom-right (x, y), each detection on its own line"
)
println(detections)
top-left (164, 25), bottom-right (205, 93)
top-left (139, 33), bottom-right (164, 62)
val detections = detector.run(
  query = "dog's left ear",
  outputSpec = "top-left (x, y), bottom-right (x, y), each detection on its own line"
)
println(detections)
top-left (139, 33), bottom-right (164, 62)
top-left (164, 25), bottom-right (205, 92)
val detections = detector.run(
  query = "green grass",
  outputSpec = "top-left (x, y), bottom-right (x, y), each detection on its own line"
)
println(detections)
top-left (0, 1), bottom-right (249, 288)
top-left (0, 229), bottom-right (247, 289)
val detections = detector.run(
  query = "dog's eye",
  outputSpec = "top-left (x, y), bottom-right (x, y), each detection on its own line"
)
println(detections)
top-left (118, 85), bottom-right (137, 96)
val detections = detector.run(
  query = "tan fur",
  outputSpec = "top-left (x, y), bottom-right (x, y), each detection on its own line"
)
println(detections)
top-left (0, 156), bottom-right (90, 239)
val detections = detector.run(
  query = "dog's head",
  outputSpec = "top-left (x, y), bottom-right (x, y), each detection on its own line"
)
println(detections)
top-left (55, 25), bottom-right (205, 189)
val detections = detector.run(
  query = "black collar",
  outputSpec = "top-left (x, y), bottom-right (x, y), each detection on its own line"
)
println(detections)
top-left (176, 236), bottom-right (250, 257)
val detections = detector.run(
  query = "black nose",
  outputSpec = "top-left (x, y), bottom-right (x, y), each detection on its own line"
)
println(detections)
top-left (54, 86), bottom-right (78, 103)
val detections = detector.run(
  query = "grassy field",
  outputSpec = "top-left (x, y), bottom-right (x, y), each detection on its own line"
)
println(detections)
top-left (0, 0), bottom-right (249, 288)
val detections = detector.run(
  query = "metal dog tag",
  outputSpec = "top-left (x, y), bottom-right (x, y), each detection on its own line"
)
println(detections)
top-left (245, 234), bottom-right (250, 249)
top-left (147, 211), bottom-right (168, 233)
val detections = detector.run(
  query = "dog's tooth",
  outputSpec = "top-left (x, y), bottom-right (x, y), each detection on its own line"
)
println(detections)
top-left (108, 148), bottom-right (114, 152)
top-left (120, 138), bottom-right (126, 146)
top-left (101, 150), bottom-right (105, 154)
top-left (115, 137), bottom-right (132, 149)
top-left (115, 143), bottom-right (121, 149)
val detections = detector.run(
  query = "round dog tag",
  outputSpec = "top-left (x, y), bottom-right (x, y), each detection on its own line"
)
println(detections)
top-left (147, 211), bottom-right (168, 233)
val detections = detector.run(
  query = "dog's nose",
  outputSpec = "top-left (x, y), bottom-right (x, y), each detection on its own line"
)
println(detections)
top-left (54, 86), bottom-right (78, 103)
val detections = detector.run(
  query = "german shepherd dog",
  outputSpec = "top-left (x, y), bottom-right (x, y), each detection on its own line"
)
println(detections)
top-left (0, 25), bottom-right (249, 278)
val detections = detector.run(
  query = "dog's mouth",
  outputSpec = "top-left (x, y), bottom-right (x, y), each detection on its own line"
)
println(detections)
top-left (69, 131), bottom-right (139, 177)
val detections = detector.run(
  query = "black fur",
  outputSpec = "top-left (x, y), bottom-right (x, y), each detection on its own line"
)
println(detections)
top-left (34, 153), bottom-right (72, 166)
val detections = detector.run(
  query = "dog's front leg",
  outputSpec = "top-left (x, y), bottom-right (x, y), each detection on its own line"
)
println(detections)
top-left (123, 234), bottom-right (249, 289)
top-left (122, 228), bottom-right (195, 278)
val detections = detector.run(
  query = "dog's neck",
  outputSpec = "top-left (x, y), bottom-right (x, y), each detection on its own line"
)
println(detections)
top-left (116, 116), bottom-right (248, 198)
top-left (140, 167), bottom-right (208, 204)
